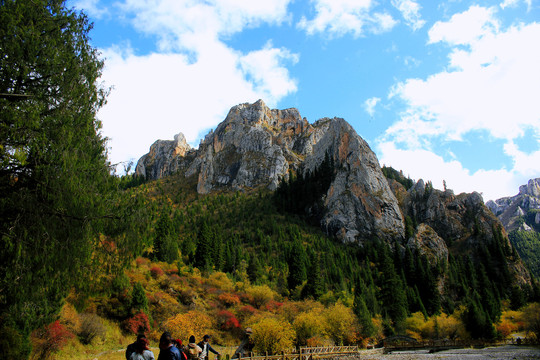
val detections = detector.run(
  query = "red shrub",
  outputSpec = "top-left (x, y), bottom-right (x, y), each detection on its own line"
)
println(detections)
top-left (32, 320), bottom-right (74, 358)
top-left (169, 274), bottom-right (181, 282)
top-left (150, 266), bottom-right (165, 278)
top-left (123, 311), bottom-right (151, 335)
top-left (238, 305), bottom-right (258, 321)
top-left (265, 300), bottom-right (284, 312)
top-left (136, 257), bottom-right (147, 266)
top-left (217, 310), bottom-right (241, 330)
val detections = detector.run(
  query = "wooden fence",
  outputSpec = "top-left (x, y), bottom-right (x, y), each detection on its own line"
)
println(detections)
top-left (234, 346), bottom-right (360, 360)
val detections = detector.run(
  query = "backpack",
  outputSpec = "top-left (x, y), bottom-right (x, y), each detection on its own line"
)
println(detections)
top-left (187, 346), bottom-right (199, 360)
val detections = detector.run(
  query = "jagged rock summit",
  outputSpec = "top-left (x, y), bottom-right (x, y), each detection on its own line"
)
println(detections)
top-left (486, 178), bottom-right (540, 232)
top-left (136, 100), bottom-right (405, 243)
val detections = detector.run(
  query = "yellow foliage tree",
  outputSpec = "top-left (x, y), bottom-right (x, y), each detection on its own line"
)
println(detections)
top-left (405, 312), bottom-right (427, 340)
top-left (163, 310), bottom-right (213, 342)
top-left (246, 285), bottom-right (276, 308)
top-left (411, 312), bottom-right (466, 340)
top-left (323, 303), bottom-right (358, 345)
top-left (206, 271), bottom-right (235, 291)
top-left (522, 302), bottom-right (540, 339)
top-left (250, 316), bottom-right (295, 354)
top-left (293, 309), bottom-right (326, 346)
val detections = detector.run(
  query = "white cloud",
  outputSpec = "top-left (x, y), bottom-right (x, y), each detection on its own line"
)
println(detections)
top-left (118, 0), bottom-right (291, 51)
top-left (428, 5), bottom-right (499, 46)
top-left (75, 0), bottom-right (298, 166)
top-left (392, 11), bottom-right (540, 143)
top-left (72, 0), bottom-right (109, 19)
top-left (364, 97), bottom-right (381, 116)
top-left (391, 0), bottom-right (425, 30)
top-left (376, 141), bottom-right (526, 202)
top-left (380, 5), bottom-right (540, 200)
top-left (297, 0), bottom-right (397, 37)
top-left (239, 41), bottom-right (299, 100)
top-left (500, 0), bottom-right (532, 10)
top-left (100, 41), bottom-right (298, 167)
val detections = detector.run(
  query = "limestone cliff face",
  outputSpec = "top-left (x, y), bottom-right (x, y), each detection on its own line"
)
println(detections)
top-left (135, 100), bottom-right (404, 244)
top-left (387, 178), bottom-right (531, 285)
top-left (185, 100), bottom-right (316, 193)
top-left (486, 178), bottom-right (540, 232)
top-left (135, 133), bottom-right (193, 180)
top-left (303, 118), bottom-right (404, 242)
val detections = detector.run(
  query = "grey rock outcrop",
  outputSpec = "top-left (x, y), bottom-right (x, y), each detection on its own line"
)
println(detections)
top-left (303, 118), bottom-right (404, 242)
top-left (486, 178), bottom-right (540, 232)
top-left (135, 100), bottom-right (404, 244)
top-left (407, 223), bottom-right (448, 264)
top-left (135, 133), bottom-right (193, 180)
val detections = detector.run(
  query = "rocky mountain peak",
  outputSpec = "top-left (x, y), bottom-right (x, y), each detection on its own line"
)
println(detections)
top-left (519, 178), bottom-right (540, 197)
top-left (135, 100), bottom-right (404, 244)
top-left (487, 178), bottom-right (540, 232)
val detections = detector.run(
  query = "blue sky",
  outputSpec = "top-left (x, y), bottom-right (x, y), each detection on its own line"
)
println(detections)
top-left (69, 0), bottom-right (540, 201)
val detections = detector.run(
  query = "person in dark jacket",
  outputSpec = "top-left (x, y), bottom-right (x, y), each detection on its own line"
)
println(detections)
top-left (197, 335), bottom-right (220, 360)
top-left (158, 331), bottom-right (183, 360)
top-left (232, 328), bottom-right (254, 359)
top-left (127, 334), bottom-right (148, 360)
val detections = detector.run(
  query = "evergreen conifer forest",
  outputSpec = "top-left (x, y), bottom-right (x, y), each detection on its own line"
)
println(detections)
top-left (1, 1), bottom-right (540, 359)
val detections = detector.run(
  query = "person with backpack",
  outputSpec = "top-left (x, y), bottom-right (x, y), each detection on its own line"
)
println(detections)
top-left (158, 331), bottom-right (182, 360)
top-left (130, 336), bottom-right (155, 360)
top-left (186, 335), bottom-right (202, 360)
top-left (197, 335), bottom-right (220, 360)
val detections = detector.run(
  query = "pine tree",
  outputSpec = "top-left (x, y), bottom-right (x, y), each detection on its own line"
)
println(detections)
top-left (131, 282), bottom-right (148, 313)
top-left (154, 211), bottom-right (178, 263)
top-left (287, 240), bottom-right (307, 291)
top-left (353, 278), bottom-right (375, 337)
top-left (1, 1), bottom-right (139, 356)
top-left (302, 253), bottom-right (325, 299)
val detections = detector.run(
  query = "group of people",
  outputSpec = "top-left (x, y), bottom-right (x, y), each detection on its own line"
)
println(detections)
top-left (126, 332), bottom-right (221, 360)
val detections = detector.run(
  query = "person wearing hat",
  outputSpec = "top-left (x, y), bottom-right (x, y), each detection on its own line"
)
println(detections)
top-left (187, 335), bottom-right (202, 360)
top-left (197, 335), bottom-right (220, 360)
top-left (232, 328), bottom-right (254, 359)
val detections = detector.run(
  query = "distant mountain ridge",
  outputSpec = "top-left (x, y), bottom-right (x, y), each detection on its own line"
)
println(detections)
top-left (486, 178), bottom-right (540, 232)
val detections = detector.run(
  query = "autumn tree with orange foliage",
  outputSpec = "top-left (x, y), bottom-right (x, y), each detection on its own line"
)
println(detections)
top-left (164, 310), bottom-right (213, 342)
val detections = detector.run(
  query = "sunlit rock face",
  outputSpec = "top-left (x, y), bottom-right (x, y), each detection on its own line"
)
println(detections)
top-left (135, 100), bottom-right (404, 244)
top-left (486, 178), bottom-right (540, 232)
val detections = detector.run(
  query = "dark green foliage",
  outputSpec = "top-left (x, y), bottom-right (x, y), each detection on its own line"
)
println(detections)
top-left (509, 230), bottom-right (540, 278)
top-left (509, 285), bottom-right (527, 310)
top-left (381, 165), bottom-right (414, 189)
top-left (302, 252), bottom-right (325, 299)
top-left (131, 282), bottom-right (148, 312)
top-left (353, 278), bottom-right (375, 337)
top-left (462, 292), bottom-right (496, 339)
top-left (524, 210), bottom-right (540, 232)
top-left (0, 1), bottom-right (141, 356)
top-left (378, 247), bottom-right (408, 332)
top-left (287, 239), bottom-right (307, 292)
top-left (154, 211), bottom-right (179, 263)
top-left (274, 151), bottom-right (335, 222)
